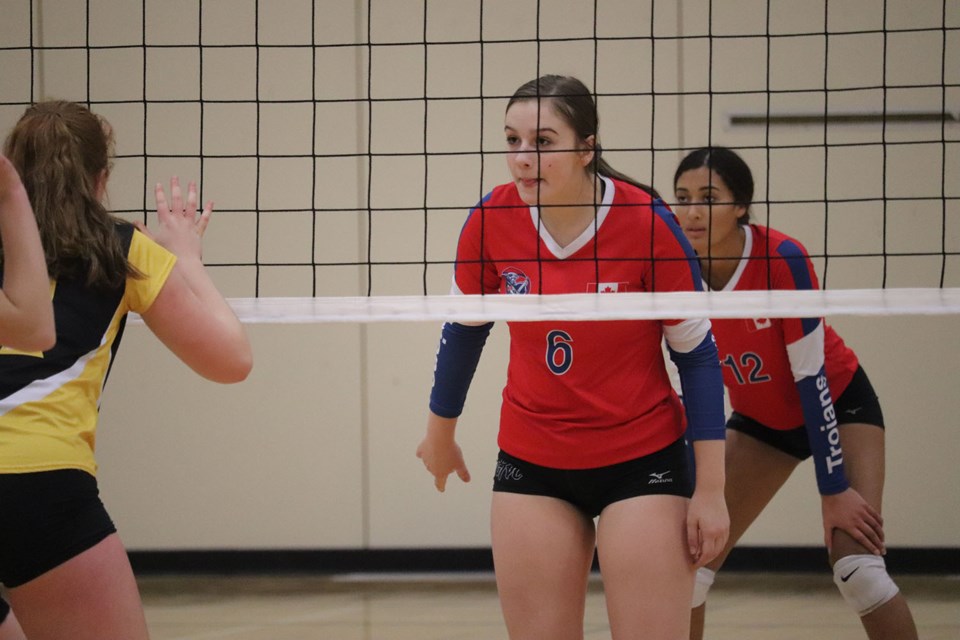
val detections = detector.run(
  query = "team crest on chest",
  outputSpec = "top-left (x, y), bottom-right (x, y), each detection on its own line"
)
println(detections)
top-left (501, 267), bottom-right (531, 294)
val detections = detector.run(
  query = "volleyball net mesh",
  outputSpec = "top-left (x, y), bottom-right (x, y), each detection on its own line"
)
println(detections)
top-left (1, 0), bottom-right (958, 321)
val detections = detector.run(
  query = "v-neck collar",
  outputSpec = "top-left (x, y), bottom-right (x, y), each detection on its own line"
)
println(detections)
top-left (528, 175), bottom-right (615, 260)
top-left (712, 224), bottom-right (753, 291)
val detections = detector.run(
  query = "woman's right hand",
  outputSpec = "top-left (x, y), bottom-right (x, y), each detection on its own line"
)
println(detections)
top-left (416, 413), bottom-right (471, 492)
top-left (139, 176), bottom-right (252, 384)
top-left (821, 487), bottom-right (885, 556)
top-left (135, 176), bottom-right (210, 260)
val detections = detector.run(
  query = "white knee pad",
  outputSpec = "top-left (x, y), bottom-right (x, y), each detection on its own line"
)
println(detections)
top-left (691, 567), bottom-right (716, 608)
top-left (833, 554), bottom-right (900, 616)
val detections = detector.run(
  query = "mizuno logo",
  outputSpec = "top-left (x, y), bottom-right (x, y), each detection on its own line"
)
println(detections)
top-left (840, 567), bottom-right (859, 582)
top-left (648, 471), bottom-right (673, 484)
top-left (845, 407), bottom-right (863, 415)
top-left (494, 461), bottom-right (523, 482)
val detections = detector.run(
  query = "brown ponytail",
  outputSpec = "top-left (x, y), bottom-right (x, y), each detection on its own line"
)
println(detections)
top-left (2, 100), bottom-right (140, 290)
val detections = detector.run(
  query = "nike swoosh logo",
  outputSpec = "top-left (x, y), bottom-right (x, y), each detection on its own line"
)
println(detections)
top-left (840, 567), bottom-right (860, 582)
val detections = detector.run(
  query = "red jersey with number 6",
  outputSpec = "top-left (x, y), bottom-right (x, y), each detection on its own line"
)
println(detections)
top-left (452, 177), bottom-right (711, 469)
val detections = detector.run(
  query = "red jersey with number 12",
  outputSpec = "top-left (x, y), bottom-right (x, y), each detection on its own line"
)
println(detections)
top-left (709, 225), bottom-right (859, 430)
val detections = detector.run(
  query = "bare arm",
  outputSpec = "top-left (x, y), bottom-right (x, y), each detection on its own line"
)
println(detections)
top-left (0, 155), bottom-right (55, 352)
top-left (139, 177), bottom-right (252, 383)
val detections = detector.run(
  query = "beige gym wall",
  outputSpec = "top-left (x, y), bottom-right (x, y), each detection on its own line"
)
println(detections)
top-left (1, 0), bottom-right (956, 552)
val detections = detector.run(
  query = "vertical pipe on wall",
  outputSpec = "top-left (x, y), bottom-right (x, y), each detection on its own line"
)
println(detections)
top-left (355, 0), bottom-right (372, 548)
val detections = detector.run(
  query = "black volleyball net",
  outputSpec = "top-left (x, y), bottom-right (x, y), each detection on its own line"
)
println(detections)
top-left (1, 0), bottom-right (957, 322)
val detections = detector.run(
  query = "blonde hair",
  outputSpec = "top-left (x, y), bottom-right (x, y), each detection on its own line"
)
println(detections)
top-left (3, 100), bottom-right (139, 289)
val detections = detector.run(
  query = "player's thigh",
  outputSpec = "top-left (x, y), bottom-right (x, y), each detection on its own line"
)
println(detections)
top-left (832, 422), bottom-right (886, 561)
top-left (597, 494), bottom-right (692, 640)
top-left (837, 423), bottom-right (885, 509)
top-left (0, 608), bottom-right (26, 640)
top-left (8, 534), bottom-right (148, 640)
top-left (491, 492), bottom-right (595, 639)
top-left (715, 429), bottom-right (801, 567)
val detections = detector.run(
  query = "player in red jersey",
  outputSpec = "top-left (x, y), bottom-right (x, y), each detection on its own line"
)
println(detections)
top-left (416, 75), bottom-right (729, 640)
top-left (673, 146), bottom-right (917, 640)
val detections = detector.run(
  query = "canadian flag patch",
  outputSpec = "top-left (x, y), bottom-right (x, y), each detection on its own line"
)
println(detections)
top-left (588, 282), bottom-right (628, 293)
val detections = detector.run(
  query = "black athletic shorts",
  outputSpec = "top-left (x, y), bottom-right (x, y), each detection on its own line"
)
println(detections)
top-left (492, 437), bottom-right (692, 518)
top-left (727, 365), bottom-right (885, 460)
top-left (0, 469), bottom-right (116, 588)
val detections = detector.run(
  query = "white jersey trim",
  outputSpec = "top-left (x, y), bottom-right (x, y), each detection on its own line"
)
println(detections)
top-left (0, 347), bottom-right (98, 418)
top-left (528, 175), bottom-right (615, 260)
top-left (0, 309), bottom-right (119, 418)
top-left (663, 317), bottom-right (713, 353)
top-left (713, 225), bottom-right (753, 292)
top-left (786, 323), bottom-right (826, 381)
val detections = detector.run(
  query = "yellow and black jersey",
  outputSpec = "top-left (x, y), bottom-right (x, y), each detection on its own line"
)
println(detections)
top-left (0, 223), bottom-right (176, 475)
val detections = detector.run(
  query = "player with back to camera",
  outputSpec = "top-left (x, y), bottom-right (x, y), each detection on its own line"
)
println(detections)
top-left (416, 74), bottom-right (729, 640)
top-left (0, 154), bottom-right (55, 353)
top-left (672, 146), bottom-right (918, 640)
top-left (0, 100), bottom-right (253, 640)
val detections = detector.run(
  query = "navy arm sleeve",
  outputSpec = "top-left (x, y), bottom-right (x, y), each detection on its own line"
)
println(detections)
top-left (667, 331), bottom-right (726, 441)
top-left (428, 321), bottom-right (494, 418)
top-left (796, 369), bottom-right (850, 495)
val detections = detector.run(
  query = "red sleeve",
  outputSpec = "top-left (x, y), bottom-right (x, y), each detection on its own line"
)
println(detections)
top-left (453, 192), bottom-right (503, 295)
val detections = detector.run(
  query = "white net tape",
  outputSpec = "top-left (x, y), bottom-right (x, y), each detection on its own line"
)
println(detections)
top-left (131, 287), bottom-right (960, 325)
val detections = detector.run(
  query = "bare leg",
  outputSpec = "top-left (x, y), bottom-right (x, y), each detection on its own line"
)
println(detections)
top-left (833, 423), bottom-right (918, 640)
top-left (599, 495), bottom-right (693, 640)
top-left (0, 606), bottom-right (26, 640)
top-left (7, 534), bottom-right (149, 640)
top-left (690, 430), bottom-right (800, 640)
top-left (491, 492), bottom-right (596, 640)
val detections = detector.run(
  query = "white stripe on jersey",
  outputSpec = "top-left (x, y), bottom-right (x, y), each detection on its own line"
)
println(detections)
top-left (786, 322), bottom-right (826, 381)
top-left (0, 347), bottom-right (98, 418)
top-left (0, 310), bottom-right (117, 418)
top-left (663, 317), bottom-right (712, 353)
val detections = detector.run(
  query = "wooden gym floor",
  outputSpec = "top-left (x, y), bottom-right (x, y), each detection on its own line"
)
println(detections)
top-left (137, 571), bottom-right (959, 639)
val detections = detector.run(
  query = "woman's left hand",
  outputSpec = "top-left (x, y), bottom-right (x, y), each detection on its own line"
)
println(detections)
top-left (687, 486), bottom-right (729, 567)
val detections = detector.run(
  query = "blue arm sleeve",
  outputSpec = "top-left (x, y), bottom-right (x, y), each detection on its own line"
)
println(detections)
top-left (667, 331), bottom-right (726, 441)
top-left (428, 321), bottom-right (494, 418)
top-left (796, 369), bottom-right (850, 495)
